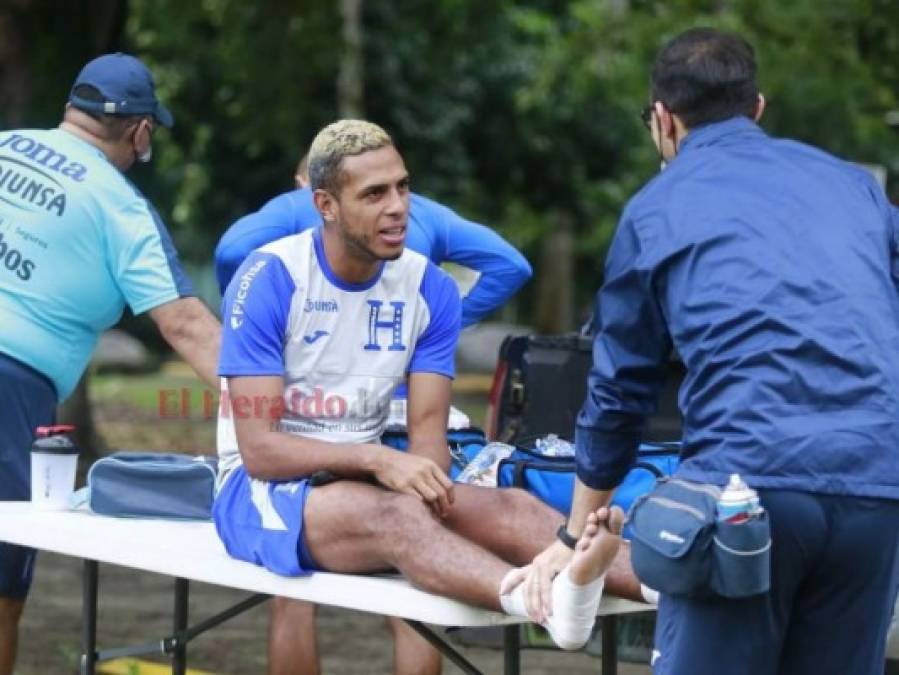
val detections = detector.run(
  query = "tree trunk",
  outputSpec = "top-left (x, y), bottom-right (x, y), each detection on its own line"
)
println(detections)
top-left (0, 3), bottom-right (30, 128)
top-left (534, 213), bottom-right (576, 333)
top-left (337, 0), bottom-right (365, 118)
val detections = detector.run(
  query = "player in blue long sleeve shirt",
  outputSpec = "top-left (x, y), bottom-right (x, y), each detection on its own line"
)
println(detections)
top-left (215, 180), bottom-right (532, 329)
top-left (524, 29), bottom-right (899, 675)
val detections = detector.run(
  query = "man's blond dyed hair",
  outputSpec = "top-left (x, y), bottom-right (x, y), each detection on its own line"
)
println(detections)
top-left (307, 120), bottom-right (393, 194)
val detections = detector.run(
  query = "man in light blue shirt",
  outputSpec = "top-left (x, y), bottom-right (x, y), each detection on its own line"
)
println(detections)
top-left (0, 54), bottom-right (220, 675)
top-left (524, 28), bottom-right (899, 675)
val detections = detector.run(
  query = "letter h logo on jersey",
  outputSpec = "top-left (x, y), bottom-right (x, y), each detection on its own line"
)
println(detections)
top-left (364, 300), bottom-right (406, 352)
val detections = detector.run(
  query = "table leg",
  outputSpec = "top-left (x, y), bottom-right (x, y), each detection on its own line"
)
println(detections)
top-left (601, 615), bottom-right (617, 675)
top-left (80, 559), bottom-right (98, 675)
top-left (172, 578), bottom-right (189, 675)
top-left (503, 625), bottom-right (520, 675)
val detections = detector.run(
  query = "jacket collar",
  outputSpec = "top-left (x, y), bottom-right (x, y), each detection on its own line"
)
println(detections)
top-left (678, 116), bottom-right (765, 154)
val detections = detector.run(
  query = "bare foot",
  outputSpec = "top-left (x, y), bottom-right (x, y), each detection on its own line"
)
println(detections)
top-left (568, 506), bottom-right (624, 586)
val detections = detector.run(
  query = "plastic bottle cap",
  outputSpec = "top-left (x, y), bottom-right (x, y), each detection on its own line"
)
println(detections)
top-left (35, 425), bottom-right (76, 438)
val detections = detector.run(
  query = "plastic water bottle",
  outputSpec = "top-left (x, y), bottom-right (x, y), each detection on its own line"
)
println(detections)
top-left (534, 434), bottom-right (575, 457)
top-left (716, 473), bottom-right (760, 523)
top-left (30, 425), bottom-right (80, 510)
top-left (456, 442), bottom-right (515, 487)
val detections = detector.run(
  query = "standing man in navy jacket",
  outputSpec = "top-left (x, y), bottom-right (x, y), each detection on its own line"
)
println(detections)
top-left (215, 152), bottom-right (532, 675)
top-left (522, 28), bottom-right (899, 675)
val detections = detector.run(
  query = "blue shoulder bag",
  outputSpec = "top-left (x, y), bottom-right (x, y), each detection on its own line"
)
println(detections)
top-left (496, 442), bottom-right (681, 539)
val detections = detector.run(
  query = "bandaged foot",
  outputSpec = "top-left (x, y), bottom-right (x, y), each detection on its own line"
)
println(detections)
top-left (501, 506), bottom-right (624, 650)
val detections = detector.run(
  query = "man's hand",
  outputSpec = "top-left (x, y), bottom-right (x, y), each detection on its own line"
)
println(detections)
top-left (500, 539), bottom-right (573, 624)
top-left (371, 448), bottom-right (455, 517)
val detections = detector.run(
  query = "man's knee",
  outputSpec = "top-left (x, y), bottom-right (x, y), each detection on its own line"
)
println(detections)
top-left (497, 486), bottom-right (539, 509)
top-left (271, 597), bottom-right (317, 623)
top-left (373, 493), bottom-right (437, 556)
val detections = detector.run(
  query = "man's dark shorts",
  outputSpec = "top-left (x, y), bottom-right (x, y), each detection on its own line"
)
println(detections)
top-left (0, 352), bottom-right (57, 599)
top-left (652, 489), bottom-right (899, 675)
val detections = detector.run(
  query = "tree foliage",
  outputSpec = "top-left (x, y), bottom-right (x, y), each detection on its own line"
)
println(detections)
top-left (5, 0), bottom-right (898, 323)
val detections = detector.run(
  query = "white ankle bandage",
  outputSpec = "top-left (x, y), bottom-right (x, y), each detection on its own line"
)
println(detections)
top-left (499, 566), bottom-right (605, 651)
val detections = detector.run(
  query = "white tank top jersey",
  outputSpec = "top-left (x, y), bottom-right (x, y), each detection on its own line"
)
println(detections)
top-left (216, 227), bottom-right (461, 475)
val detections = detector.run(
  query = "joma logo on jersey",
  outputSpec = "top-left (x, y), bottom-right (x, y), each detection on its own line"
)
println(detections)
top-left (0, 134), bottom-right (87, 183)
top-left (304, 299), bottom-right (338, 313)
top-left (229, 258), bottom-right (268, 329)
top-left (364, 300), bottom-right (406, 352)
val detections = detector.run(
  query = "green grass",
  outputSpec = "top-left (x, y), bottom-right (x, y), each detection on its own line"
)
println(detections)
top-left (91, 371), bottom-right (214, 418)
top-left (89, 366), bottom-right (490, 454)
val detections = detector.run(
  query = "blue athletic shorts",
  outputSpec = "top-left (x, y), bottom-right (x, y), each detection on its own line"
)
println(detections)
top-left (212, 465), bottom-right (320, 576)
top-left (652, 489), bottom-right (899, 675)
top-left (0, 352), bottom-right (57, 599)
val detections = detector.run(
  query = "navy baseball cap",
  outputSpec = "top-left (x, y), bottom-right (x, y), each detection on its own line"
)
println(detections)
top-left (68, 53), bottom-right (174, 128)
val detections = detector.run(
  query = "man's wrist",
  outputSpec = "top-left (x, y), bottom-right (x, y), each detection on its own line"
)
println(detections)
top-left (361, 445), bottom-right (386, 474)
top-left (556, 523), bottom-right (579, 550)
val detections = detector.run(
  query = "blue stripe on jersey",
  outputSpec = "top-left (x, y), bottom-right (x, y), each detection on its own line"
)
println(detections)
top-left (146, 202), bottom-right (193, 296)
top-left (125, 177), bottom-right (193, 297)
top-left (408, 261), bottom-right (460, 378)
top-left (219, 252), bottom-right (296, 376)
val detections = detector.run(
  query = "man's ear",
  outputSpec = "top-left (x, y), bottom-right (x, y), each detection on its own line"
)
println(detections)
top-left (654, 101), bottom-right (677, 140)
top-left (313, 189), bottom-right (338, 224)
top-left (754, 93), bottom-right (766, 122)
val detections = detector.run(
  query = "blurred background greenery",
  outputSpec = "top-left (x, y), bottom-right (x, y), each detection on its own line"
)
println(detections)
top-left (4, 0), bottom-right (899, 453)
top-left (4, 0), bottom-right (897, 336)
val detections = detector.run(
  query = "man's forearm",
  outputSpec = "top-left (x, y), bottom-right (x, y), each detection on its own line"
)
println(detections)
top-left (238, 429), bottom-right (383, 481)
top-left (152, 297), bottom-right (221, 388)
top-left (565, 478), bottom-right (614, 536)
top-left (407, 439), bottom-right (451, 473)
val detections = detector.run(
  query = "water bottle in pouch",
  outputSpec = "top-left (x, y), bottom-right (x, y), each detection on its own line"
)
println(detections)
top-left (716, 473), bottom-right (760, 523)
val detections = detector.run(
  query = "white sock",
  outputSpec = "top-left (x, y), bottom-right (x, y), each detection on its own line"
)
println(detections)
top-left (640, 584), bottom-right (659, 605)
top-left (499, 566), bottom-right (605, 651)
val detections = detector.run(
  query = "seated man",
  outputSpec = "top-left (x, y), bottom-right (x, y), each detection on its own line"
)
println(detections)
top-left (214, 127), bottom-right (534, 675)
top-left (212, 120), bottom-right (632, 667)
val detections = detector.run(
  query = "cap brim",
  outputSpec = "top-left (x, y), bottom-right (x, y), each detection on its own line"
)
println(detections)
top-left (155, 103), bottom-right (174, 128)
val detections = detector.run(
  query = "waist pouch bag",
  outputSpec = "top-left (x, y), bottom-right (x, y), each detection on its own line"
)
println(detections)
top-left (381, 427), bottom-right (487, 481)
top-left (80, 452), bottom-right (218, 520)
top-left (627, 477), bottom-right (771, 598)
top-left (496, 442), bottom-right (681, 533)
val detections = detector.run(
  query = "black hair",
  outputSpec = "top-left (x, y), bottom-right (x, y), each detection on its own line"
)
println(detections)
top-left (651, 28), bottom-right (758, 128)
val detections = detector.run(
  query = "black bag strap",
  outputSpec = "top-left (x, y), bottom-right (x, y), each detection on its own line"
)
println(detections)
top-left (631, 460), bottom-right (665, 478)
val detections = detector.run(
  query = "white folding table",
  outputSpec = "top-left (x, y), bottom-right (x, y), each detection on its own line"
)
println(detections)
top-left (0, 502), bottom-right (651, 675)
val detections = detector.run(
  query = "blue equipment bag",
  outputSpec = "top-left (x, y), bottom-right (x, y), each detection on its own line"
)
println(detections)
top-left (627, 477), bottom-right (771, 598)
top-left (381, 427), bottom-right (487, 480)
top-left (79, 452), bottom-right (218, 520)
top-left (496, 442), bottom-right (681, 539)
